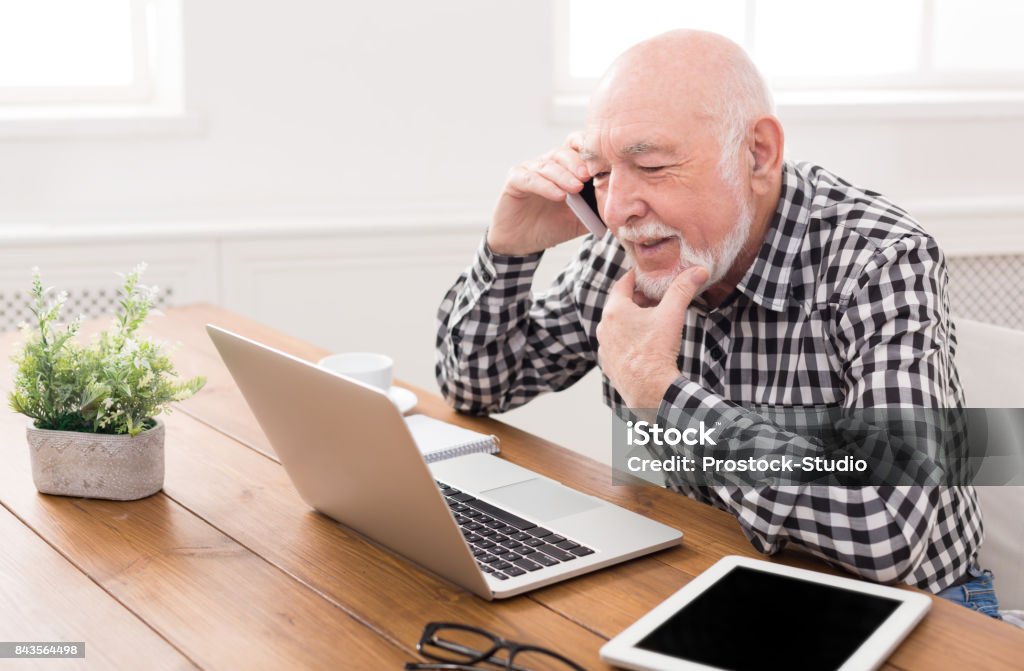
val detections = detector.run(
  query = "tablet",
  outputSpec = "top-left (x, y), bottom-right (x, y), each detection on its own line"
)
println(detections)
top-left (600, 555), bottom-right (931, 671)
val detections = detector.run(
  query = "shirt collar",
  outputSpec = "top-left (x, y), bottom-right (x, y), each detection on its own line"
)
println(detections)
top-left (731, 160), bottom-right (812, 313)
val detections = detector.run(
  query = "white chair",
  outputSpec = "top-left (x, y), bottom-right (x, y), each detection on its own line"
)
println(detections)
top-left (954, 318), bottom-right (1024, 610)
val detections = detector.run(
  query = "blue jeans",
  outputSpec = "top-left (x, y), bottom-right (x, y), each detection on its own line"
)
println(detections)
top-left (936, 568), bottom-right (1002, 620)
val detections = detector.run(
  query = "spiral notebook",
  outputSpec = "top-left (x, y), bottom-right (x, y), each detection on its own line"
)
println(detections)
top-left (404, 414), bottom-right (500, 463)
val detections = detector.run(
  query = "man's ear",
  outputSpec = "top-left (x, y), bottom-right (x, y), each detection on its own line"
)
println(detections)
top-left (748, 115), bottom-right (784, 196)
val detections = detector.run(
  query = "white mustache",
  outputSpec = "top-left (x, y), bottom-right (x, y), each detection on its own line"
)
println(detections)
top-left (617, 222), bottom-right (681, 243)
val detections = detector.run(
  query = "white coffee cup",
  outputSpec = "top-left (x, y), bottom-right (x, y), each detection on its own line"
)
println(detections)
top-left (317, 352), bottom-right (393, 392)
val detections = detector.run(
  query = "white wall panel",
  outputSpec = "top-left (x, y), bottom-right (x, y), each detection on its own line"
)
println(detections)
top-left (221, 226), bottom-right (486, 389)
top-left (0, 238), bottom-right (219, 330)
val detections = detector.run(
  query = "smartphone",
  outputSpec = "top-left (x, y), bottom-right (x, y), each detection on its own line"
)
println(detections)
top-left (565, 179), bottom-right (608, 238)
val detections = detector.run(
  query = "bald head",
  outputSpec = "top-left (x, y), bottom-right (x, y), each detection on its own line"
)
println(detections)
top-left (588, 30), bottom-right (774, 180)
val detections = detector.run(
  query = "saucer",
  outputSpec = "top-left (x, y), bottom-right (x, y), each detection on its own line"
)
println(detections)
top-left (388, 387), bottom-right (418, 414)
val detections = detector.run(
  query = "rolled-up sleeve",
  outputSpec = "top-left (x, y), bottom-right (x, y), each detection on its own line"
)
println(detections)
top-left (435, 236), bottom-right (597, 415)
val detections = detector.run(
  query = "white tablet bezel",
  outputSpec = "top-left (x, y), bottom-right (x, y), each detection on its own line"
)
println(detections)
top-left (600, 555), bottom-right (932, 671)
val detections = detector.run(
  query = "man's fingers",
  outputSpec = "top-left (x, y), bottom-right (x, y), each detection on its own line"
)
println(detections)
top-left (552, 146), bottom-right (590, 182)
top-left (609, 269), bottom-right (636, 298)
top-left (506, 165), bottom-right (569, 202)
top-left (599, 271), bottom-right (634, 346)
top-left (658, 266), bottom-right (708, 317)
top-left (506, 138), bottom-right (590, 202)
top-left (536, 159), bottom-right (584, 193)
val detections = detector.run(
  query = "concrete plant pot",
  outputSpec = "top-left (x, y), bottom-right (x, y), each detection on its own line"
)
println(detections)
top-left (26, 419), bottom-right (165, 501)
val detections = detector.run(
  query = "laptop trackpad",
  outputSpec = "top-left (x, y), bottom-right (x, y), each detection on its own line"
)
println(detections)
top-left (480, 478), bottom-right (602, 522)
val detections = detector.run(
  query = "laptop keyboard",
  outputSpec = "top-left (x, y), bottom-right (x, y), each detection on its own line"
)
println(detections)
top-left (437, 481), bottom-right (595, 581)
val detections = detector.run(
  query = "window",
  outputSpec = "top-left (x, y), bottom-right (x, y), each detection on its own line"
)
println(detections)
top-left (0, 0), bottom-right (187, 132)
top-left (556, 0), bottom-right (1024, 107)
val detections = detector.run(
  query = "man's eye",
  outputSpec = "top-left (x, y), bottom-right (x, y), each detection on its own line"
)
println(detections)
top-left (591, 171), bottom-right (610, 181)
top-left (639, 166), bottom-right (666, 173)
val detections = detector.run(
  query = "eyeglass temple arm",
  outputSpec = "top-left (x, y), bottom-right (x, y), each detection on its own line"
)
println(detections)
top-left (428, 637), bottom-right (511, 668)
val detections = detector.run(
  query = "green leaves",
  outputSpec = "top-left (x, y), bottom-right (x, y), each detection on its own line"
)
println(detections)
top-left (8, 265), bottom-right (206, 436)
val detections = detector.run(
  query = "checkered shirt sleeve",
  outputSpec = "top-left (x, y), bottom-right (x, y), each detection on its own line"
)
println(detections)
top-left (435, 237), bottom-right (599, 415)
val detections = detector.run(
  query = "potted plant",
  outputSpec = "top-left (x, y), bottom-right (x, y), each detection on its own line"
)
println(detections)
top-left (8, 264), bottom-right (205, 501)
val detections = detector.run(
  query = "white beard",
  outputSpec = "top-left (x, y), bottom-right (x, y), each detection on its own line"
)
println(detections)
top-left (621, 195), bottom-right (754, 303)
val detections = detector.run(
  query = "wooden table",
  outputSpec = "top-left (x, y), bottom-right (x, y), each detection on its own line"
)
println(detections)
top-left (1, 304), bottom-right (1022, 670)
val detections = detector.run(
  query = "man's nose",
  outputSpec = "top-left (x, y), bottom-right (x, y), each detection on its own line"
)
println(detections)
top-left (600, 171), bottom-right (647, 229)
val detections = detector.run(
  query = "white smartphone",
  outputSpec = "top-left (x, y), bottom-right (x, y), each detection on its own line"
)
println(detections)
top-left (565, 180), bottom-right (608, 238)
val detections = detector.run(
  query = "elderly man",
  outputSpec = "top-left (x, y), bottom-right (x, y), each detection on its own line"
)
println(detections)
top-left (435, 30), bottom-right (996, 614)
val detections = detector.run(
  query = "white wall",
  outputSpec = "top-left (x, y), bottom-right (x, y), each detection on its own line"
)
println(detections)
top-left (0, 1), bottom-right (565, 219)
top-left (1, 1), bottom-right (1022, 463)
top-left (3, 2), bottom-right (1022, 218)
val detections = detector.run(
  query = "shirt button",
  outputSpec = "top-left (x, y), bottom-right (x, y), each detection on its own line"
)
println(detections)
top-left (710, 347), bottom-right (724, 361)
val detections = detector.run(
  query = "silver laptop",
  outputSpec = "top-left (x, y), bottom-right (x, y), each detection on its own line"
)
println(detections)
top-left (207, 325), bottom-right (682, 599)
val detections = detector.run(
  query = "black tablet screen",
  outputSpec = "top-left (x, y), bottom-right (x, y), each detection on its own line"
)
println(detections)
top-left (636, 566), bottom-right (902, 671)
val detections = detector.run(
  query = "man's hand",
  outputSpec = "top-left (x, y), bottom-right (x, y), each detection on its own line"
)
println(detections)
top-left (596, 266), bottom-right (709, 409)
top-left (487, 133), bottom-right (592, 256)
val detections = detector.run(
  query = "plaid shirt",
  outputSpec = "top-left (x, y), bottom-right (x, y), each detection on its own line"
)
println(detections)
top-left (436, 160), bottom-right (982, 593)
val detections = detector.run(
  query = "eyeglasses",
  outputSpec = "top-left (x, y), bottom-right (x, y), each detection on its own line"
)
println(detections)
top-left (404, 622), bottom-right (587, 671)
